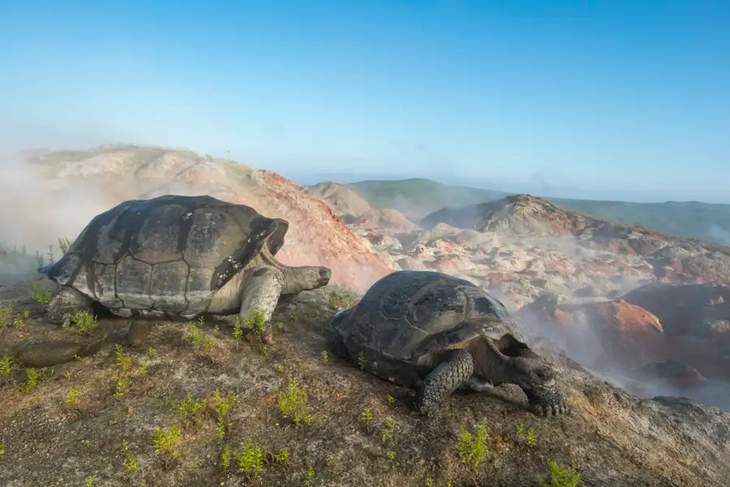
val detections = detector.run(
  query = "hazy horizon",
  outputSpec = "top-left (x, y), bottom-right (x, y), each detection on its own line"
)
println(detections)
top-left (2, 1), bottom-right (729, 203)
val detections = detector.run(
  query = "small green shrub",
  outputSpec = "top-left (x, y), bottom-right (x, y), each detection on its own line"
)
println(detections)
top-left (235, 438), bottom-right (264, 481)
top-left (182, 317), bottom-right (215, 354)
top-left (0, 354), bottom-right (12, 376)
top-left (457, 418), bottom-right (490, 479)
top-left (543, 458), bottom-right (581, 487)
top-left (214, 388), bottom-right (237, 440)
top-left (277, 374), bottom-right (314, 426)
top-left (16, 368), bottom-right (41, 393)
top-left (64, 310), bottom-right (98, 335)
top-left (153, 425), bottom-right (182, 469)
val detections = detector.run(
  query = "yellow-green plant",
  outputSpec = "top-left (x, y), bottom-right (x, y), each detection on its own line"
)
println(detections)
top-left (244, 307), bottom-right (269, 356)
top-left (16, 368), bottom-right (40, 393)
top-left (65, 384), bottom-right (80, 407)
top-left (0, 304), bottom-right (12, 328)
top-left (64, 310), bottom-right (98, 335)
top-left (153, 425), bottom-right (182, 469)
top-left (115, 344), bottom-right (134, 371)
top-left (214, 388), bottom-right (237, 440)
top-left (385, 451), bottom-right (396, 461)
top-left (382, 418), bottom-right (394, 443)
top-left (85, 475), bottom-right (95, 487)
top-left (361, 408), bottom-right (374, 433)
top-left (121, 438), bottom-right (138, 471)
top-left (305, 464), bottom-right (315, 486)
top-left (58, 237), bottom-right (72, 255)
top-left (457, 418), bottom-right (490, 480)
top-left (221, 445), bottom-right (233, 468)
top-left (182, 317), bottom-right (215, 354)
top-left (277, 374), bottom-right (314, 426)
top-left (31, 285), bottom-right (51, 305)
top-left (114, 376), bottom-right (129, 398)
top-left (543, 458), bottom-right (581, 487)
top-left (176, 391), bottom-right (207, 426)
top-left (320, 350), bottom-right (329, 365)
top-left (0, 354), bottom-right (12, 376)
top-left (12, 310), bottom-right (28, 330)
top-left (358, 351), bottom-right (366, 370)
top-left (235, 438), bottom-right (264, 481)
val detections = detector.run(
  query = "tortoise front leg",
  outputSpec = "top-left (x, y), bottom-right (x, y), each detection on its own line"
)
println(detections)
top-left (239, 266), bottom-right (284, 342)
top-left (413, 349), bottom-right (474, 417)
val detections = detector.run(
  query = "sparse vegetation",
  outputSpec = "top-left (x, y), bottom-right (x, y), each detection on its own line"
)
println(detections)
top-left (153, 425), bottom-right (182, 469)
top-left (213, 388), bottom-right (237, 441)
top-left (542, 458), bottom-right (582, 487)
top-left (276, 373), bottom-right (314, 426)
top-left (457, 418), bottom-right (490, 481)
top-left (16, 368), bottom-right (41, 394)
top-left (182, 316), bottom-right (215, 355)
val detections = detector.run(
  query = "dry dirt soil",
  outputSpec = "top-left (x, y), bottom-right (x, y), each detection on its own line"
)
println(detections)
top-left (1, 277), bottom-right (729, 487)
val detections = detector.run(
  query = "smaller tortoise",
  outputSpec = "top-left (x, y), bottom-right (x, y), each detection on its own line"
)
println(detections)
top-left (327, 270), bottom-right (567, 417)
top-left (16, 194), bottom-right (331, 367)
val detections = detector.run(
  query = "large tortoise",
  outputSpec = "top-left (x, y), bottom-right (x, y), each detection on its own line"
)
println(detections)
top-left (327, 270), bottom-right (568, 417)
top-left (18, 194), bottom-right (331, 366)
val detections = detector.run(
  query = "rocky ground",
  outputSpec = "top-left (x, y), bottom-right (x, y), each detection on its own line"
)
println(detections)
top-left (1, 277), bottom-right (729, 487)
top-left (1, 146), bottom-right (730, 486)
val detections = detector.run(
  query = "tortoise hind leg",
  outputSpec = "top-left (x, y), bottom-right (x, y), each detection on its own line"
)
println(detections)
top-left (46, 287), bottom-right (94, 326)
top-left (239, 266), bottom-right (284, 341)
top-left (414, 349), bottom-right (474, 417)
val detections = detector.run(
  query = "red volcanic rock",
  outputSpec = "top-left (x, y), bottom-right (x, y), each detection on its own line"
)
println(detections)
top-left (519, 298), bottom-right (664, 367)
top-left (622, 283), bottom-right (730, 337)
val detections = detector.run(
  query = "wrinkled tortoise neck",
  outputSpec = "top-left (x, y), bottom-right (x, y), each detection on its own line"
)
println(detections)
top-left (258, 240), bottom-right (307, 295)
top-left (467, 337), bottom-right (514, 386)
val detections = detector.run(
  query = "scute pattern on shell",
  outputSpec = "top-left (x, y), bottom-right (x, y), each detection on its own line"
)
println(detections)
top-left (340, 270), bottom-right (519, 362)
top-left (41, 194), bottom-right (285, 316)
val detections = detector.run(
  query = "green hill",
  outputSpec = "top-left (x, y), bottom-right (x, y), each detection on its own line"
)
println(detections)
top-left (348, 178), bottom-right (730, 245)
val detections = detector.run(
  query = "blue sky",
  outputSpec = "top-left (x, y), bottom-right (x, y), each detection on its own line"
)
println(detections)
top-left (1, 0), bottom-right (728, 202)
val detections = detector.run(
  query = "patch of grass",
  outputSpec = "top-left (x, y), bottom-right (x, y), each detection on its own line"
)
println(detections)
top-left (457, 418), bottom-right (490, 481)
top-left (542, 458), bottom-right (582, 487)
top-left (276, 373), bottom-right (315, 427)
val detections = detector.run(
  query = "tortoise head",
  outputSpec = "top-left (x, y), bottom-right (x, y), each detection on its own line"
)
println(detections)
top-left (283, 265), bottom-right (332, 294)
top-left (509, 356), bottom-right (559, 392)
